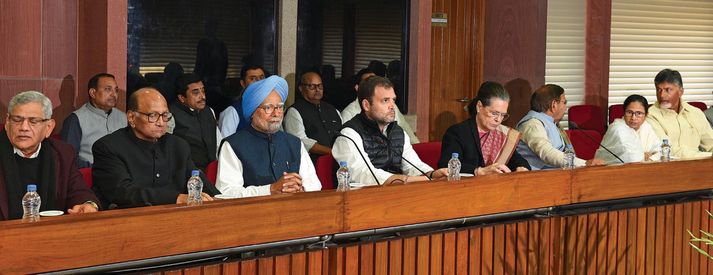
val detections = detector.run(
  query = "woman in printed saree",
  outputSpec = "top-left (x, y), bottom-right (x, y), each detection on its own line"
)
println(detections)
top-left (438, 81), bottom-right (530, 176)
top-left (595, 94), bottom-right (661, 163)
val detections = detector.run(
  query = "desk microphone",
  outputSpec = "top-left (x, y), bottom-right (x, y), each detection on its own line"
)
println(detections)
top-left (398, 155), bottom-right (433, 181)
top-left (568, 122), bottom-right (625, 163)
top-left (336, 134), bottom-right (381, 185)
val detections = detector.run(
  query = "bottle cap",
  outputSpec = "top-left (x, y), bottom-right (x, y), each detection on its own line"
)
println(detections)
top-left (662, 138), bottom-right (669, 144)
top-left (26, 184), bottom-right (37, 192)
top-left (451, 152), bottom-right (459, 158)
top-left (339, 161), bottom-right (347, 167)
top-left (566, 144), bottom-right (574, 149)
top-left (191, 170), bottom-right (200, 176)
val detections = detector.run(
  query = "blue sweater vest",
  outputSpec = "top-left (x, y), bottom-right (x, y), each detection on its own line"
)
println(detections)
top-left (225, 127), bottom-right (302, 186)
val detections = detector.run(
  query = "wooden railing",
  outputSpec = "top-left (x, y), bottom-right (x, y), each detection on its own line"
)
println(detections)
top-left (1, 158), bottom-right (712, 274)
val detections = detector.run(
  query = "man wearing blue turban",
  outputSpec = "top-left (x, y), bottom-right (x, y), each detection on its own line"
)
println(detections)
top-left (216, 76), bottom-right (322, 197)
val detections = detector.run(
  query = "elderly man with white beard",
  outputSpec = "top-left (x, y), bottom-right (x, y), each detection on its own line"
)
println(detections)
top-left (216, 76), bottom-right (321, 198)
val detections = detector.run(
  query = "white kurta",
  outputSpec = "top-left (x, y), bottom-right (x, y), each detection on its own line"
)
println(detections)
top-left (215, 141), bottom-right (322, 198)
top-left (341, 99), bottom-right (420, 144)
top-left (331, 126), bottom-right (432, 186)
top-left (595, 119), bottom-right (661, 164)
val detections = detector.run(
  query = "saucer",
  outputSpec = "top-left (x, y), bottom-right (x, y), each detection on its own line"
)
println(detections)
top-left (39, 210), bottom-right (64, 217)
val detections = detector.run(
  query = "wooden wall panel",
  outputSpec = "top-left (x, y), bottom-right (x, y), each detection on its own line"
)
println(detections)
top-left (585, 0), bottom-right (612, 115)
top-left (168, 199), bottom-right (713, 275)
top-left (428, 0), bottom-right (484, 141)
top-left (483, 0), bottom-right (547, 128)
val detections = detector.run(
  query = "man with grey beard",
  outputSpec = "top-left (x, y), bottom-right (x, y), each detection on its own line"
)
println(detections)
top-left (215, 76), bottom-right (321, 198)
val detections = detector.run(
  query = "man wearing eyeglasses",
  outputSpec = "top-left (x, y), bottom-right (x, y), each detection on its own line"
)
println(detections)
top-left (283, 71), bottom-right (342, 162)
top-left (516, 84), bottom-right (605, 170)
top-left (60, 73), bottom-right (127, 168)
top-left (646, 68), bottom-right (713, 158)
top-left (92, 88), bottom-right (220, 209)
top-left (216, 76), bottom-right (321, 198)
top-left (167, 74), bottom-right (222, 171)
top-left (0, 91), bottom-right (99, 220)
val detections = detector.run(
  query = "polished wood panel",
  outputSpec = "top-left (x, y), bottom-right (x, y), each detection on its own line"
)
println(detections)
top-left (3, 158), bottom-right (713, 273)
top-left (408, 0), bottom-right (433, 142)
top-left (483, 0), bottom-right (547, 128)
top-left (428, 0), bottom-right (484, 141)
top-left (165, 199), bottom-right (713, 275)
top-left (344, 169), bottom-right (569, 231)
top-left (0, 191), bottom-right (343, 274)
top-left (585, 0), bottom-right (612, 115)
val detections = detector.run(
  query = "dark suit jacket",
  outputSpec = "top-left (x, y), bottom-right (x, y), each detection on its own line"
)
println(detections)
top-left (0, 138), bottom-right (98, 220)
top-left (438, 119), bottom-right (530, 173)
top-left (92, 127), bottom-right (219, 209)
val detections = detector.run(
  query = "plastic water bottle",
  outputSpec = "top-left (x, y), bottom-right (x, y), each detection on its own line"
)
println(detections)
top-left (187, 170), bottom-right (203, 206)
top-left (447, 153), bottom-right (461, 181)
top-left (661, 139), bottom-right (671, 162)
top-left (563, 144), bottom-right (576, 170)
top-left (336, 161), bottom-right (350, 192)
top-left (22, 184), bottom-right (41, 222)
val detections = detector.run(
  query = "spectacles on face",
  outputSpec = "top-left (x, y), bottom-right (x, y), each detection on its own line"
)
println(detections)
top-left (483, 110), bottom-right (509, 121)
top-left (624, 110), bottom-right (645, 118)
top-left (8, 115), bottom-right (50, 126)
top-left (258, 103), bottom-right (285, 115)
top-left (133, 111), bottom-right (173, 123)
top-left (301, 83), bottom-right (324, 91)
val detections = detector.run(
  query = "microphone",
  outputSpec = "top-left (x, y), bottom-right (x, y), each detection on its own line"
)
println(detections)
top-left (398, 155), bottom-right (433, 181)
top-left (568, 122), bottom-right (625, 163)
top-left (336, 134), bottom-right (381, 185)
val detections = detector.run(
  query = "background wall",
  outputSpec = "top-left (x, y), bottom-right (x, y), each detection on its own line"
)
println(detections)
top-left (0, 0), bottom-right (125, 134)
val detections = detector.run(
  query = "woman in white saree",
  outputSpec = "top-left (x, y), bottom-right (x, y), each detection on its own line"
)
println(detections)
top-left (596, 95), bottom-right (661, 164)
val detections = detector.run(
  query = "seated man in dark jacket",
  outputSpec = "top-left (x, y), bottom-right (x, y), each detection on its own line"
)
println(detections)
top-left (92, 88), bottom-right (219, 209)
top-left (438, 82), bottom-right (530, 176)
top-left (0, 91), bottom-right (99, 220)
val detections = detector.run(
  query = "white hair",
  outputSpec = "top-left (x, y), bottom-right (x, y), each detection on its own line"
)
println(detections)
top-left (8, 91), bottom-right (53, 118)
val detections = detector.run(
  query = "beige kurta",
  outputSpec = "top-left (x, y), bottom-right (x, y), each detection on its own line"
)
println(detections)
top-left (646, 101), bottom-right (713, 158)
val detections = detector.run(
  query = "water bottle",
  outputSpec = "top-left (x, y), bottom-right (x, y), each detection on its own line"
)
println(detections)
top-left (447, 153), bottom-right (461, 181)
top-left (661, 139), bottom-right (671, 162)
top-left (336, 161), bottom-right (350, 192)
top-left (563, 144), bottom-right (576, 170)
top-left (187, 170), bottom-right (203, 206)
top-left (22, 184), bottom-right (41, 222)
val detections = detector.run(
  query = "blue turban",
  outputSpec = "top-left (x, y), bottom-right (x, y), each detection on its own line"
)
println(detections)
top-left (242, 75), bottom-right (289, 119)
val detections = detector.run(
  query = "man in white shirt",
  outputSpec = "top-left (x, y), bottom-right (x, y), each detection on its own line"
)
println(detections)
top-left (341, 69), bottom-right (420, 144)
top-left (218, 64), bottom-right (267, 137)
top-left (216, 76), bottom-right (321, 198)
top-left (283, 71), bottom-right (343, 161)
top-left (332, 76), bottom-right (448, 186)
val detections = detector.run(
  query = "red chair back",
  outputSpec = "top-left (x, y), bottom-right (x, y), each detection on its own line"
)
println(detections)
top-left (79, 167), bottom-right (92, 188)
top-left (608, 104), bottom-right (624, 124)
top-left (565, 129), bottom-right (602, 160)
top-left (688, 101), bottom-right (708, 111)
top-left (315, 154), bottom-right (336, 190)
top-left (412, 141), bottom-right (442, 169)
top-left (568, 105), bottom-right (606, 135)
top-left (206, 160), bottom-right (218, 185)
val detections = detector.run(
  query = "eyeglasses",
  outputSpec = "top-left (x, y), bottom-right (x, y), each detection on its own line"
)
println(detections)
top-left (301, 83), bottom-right (324, 91)
top-left (133, 111), bottom-right (173, 123)
top-left (484, 110), bottom-right (509, 121)
top-left (258, 103), bottom-right (285, 115)
top-left (624, 110), bottom-right (646, 118)
top-left (7, 115), bottom-right (50, 126)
